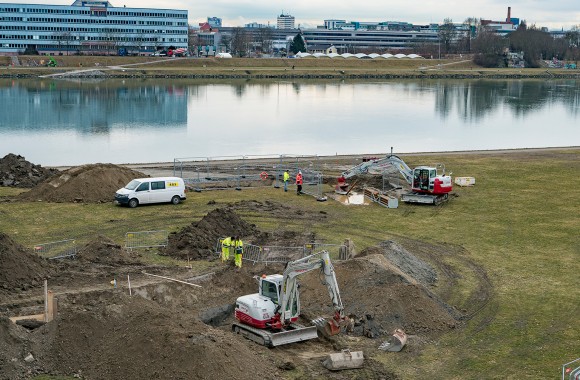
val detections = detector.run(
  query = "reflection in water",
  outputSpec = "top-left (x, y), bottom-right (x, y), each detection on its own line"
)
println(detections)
top-left (0, 80), bottom-right (187, 133)
top-left (0, 78), bottom-right (577, 166)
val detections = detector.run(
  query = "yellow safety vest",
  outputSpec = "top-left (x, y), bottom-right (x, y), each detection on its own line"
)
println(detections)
top-left (234, 239), bottom-right (243, 254)
top-left (283, 172), bottom-right (290, 182)
top-left (221, 237), bottom-right (232, 251)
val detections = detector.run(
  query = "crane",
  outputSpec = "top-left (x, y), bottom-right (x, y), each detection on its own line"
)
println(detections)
top-left (232, 250), bottom-right (350, 347)
top-left (340, 153), bottom-right (453, 205)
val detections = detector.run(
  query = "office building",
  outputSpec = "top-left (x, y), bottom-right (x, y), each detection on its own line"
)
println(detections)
top-left (0, 0), bottom-right (188, 55)
top-left (277, 13), bottom-right (295, 29)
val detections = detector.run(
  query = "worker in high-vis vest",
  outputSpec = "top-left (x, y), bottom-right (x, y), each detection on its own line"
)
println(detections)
top-left (283, 170), bottom-right (290, 192)
top-left (233, 236), bottom-right (243, 269)
top-left (221, 236), bottom-right (233, 262)
top-left (296, 170), bottom-right (303, 195)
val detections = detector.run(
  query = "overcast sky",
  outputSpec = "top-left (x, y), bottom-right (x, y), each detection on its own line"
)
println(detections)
top-left (7, 0), bottom-right (580, 30)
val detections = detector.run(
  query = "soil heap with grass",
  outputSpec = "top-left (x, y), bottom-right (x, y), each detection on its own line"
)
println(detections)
top-left (18, 163), bottom-right (146, 203)
top-left (0, 153), bottom-right (59, 188)
top-left (0, 233), bottom-right (56, 296)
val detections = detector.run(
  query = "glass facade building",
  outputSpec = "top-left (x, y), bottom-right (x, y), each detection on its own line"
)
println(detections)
top-left (0, 1), bottom-right (188, 55)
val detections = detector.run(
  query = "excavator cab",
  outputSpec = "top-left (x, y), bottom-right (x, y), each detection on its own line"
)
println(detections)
top-left (412, 167), bottom-right (434, 192)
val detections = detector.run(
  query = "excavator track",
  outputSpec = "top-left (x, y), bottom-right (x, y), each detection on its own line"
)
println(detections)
top-left (232, 322), bottom-right (319, 347)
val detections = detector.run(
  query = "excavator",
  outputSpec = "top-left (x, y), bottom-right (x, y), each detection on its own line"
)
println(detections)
top-left (340, 152), bottom-right (453, 205)
top-left (232, 250), bottom-right (350, 347)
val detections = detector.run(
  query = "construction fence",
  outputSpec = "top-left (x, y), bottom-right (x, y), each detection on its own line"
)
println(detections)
top-left (125, 230), bottom-right (168, 251)
top-left (32, 239), bottom-right (77, 259)
top-left (215, 238), bottom-right (350, 265)
top-left (173, 154), bottom-right (327, 201)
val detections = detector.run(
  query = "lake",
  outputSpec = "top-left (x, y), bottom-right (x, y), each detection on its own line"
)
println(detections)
top-left (0, 78), bottom-right (578, 166)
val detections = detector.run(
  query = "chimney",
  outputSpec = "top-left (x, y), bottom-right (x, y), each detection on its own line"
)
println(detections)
top-left (507, 7), bottom-right (511, 23)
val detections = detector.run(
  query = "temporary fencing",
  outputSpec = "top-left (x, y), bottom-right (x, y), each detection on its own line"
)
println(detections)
top-left (32, 239), bottom-right (77, 259)
top-left (562, 358), bottom-right (580, 380)
top-left (215, 238), bottom-right (347, 264)
top-left (125, 230), bottom-right (168, 250)
top-left (173, 153), bottom-right (326, 200)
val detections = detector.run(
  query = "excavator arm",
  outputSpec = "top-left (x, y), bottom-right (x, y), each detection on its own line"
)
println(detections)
top-left (277, 251), bottom-right (346, 335)
top-left (341, 155), bottom-right (413, 184)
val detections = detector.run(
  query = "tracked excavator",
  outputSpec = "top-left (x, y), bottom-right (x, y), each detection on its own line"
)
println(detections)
top-left (232, 250), bottom-right (350, 347)
top-left (341, 153), bottom-right (452, 205)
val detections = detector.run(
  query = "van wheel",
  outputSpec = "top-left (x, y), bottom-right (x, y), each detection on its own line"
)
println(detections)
top-left (171, 195), bottom-right (180, 205)
top-left (128, 198), bottom-right (139, 208)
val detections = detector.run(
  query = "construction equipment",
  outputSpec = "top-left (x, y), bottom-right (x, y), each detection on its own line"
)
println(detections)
top-left (232, 250), bottom-right (350, 347)
top-left (341, 153), bottom-right (452, 205)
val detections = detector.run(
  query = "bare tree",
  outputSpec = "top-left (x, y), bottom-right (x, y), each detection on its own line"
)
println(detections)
top-left (231, 27), bottom-right (251, 57)
top-left (438, 18), bottom-right (457, 55)
top-left (256, 27), bottom-right (274, 54)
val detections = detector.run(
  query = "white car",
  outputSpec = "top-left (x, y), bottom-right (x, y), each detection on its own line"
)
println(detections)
top-left (115, 177), bottom-right (186, 208)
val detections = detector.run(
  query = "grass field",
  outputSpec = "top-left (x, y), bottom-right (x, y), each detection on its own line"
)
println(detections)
top-left (1, 149), bottom-right (579, 379)
top-left (2, 55), bottom-right (577, 78)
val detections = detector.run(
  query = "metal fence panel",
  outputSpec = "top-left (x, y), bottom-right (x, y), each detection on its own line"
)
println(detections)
top-left (125, 230), bottom-right (168, 250)
top-left (260, 246), bottom-right (305, 264)
top-left (305, 243), bottom-right (348, 261)
top-left (33, 239), bottom-right (77, 259)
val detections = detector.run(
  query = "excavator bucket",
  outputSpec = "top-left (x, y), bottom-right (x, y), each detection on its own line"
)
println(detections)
top-left (312, 317), bottom-right (341, 338)
top-left (378, 328), bottom-right (407, 352)
top-left (322, 349), bottom-right (364, 371)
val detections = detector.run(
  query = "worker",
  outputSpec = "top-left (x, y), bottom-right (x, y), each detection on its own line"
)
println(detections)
top-left (283, 170), bottom-right (290, 192)
top-left (233, 236), bottom-right (243, 270)
top-left (296, 170), bottom-right (303, 195)
top-left (221, 236), bottom-right (233, 263)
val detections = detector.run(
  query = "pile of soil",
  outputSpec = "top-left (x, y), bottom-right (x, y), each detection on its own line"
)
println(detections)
top-left (0, 290), bottom-right (282, 380)
top-left (18, 163), bottom-right (146, 203)
top-left (0, 233), bottom-right (56, 295)
top-left (0, 153), bottom-right (59, 188)
top-left (76, 236), bottom-right (140, 266)
top-left (298, 254), bottom-right (458, 338)
top-left (359, 240), bottom-right (438, 287)
top-left (162, 207), bottom-right (259, 260)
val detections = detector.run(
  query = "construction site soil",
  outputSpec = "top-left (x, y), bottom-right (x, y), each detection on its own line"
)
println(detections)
top-left (0, 154), bottom-right (59, 188)
top-left (0, 158), bottom-right (494, 379)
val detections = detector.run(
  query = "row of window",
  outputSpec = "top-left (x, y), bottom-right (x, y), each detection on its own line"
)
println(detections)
top-left (1, 26), bottom-right (187, 35)
top-left (0, 35), bottom-right (185, 42)
top-left (2, 17), bottom-right (186, 26)
top-left (0, 7), bottom-right (187, 19)
top-left (304, 32), bottom-right (438, 38)
top-left (0, 43), bottom-right (181, 50)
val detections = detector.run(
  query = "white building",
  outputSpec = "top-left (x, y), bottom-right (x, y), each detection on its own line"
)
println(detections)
top-left (277, 13), bottom-right (295, 29)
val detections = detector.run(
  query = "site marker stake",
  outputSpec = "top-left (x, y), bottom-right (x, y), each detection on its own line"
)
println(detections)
top-left (128, 274), bottom-right (132, 296)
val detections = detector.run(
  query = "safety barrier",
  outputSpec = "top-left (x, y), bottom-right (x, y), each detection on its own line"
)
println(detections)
top-left (562, 358), bottom-right (580, 380)
top-left (305, 243), bottom-right (348, 261)
top-left (215, 238), bottom-right (347, 264)
top-left (174, 154), bottom-right (325, 200)
top-left (125, 230), bottom-right (168, 250)
top-left (32, 239), bottom-right (77, 259)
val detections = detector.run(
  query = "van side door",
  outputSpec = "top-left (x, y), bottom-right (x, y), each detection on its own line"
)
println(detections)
top-left (135, 181), bottom-right (151, 204)
top-left (150, 180), bottom-right (167, 203)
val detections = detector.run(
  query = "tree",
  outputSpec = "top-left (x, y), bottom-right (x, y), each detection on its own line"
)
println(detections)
top-left (256, 27), bottom-right (274, 54)
top-left (289, 33), bottom-right (305, 54)
top-left (471, 30), bottom-right (507, 67)
top-left (438, 18), bottom-right (457, 55)
top-left (230, 27), bottom-right (251, 57)
top-left (219, 34), bottom-right (232, 53)
top-left (188, 25), bottom-right (200, 56)
top-left (509, 24), bottom-right (558, 67)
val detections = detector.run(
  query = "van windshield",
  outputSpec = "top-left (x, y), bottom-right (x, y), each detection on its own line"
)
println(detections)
top-left (125, 180), bottom-right (141, 190)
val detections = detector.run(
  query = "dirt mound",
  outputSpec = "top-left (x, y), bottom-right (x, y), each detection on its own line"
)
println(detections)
top-left (76, 236), bottom-right (140, 266)
top-left (359, 240), bottom-right (438, 287)
top-left (0, 290), bottom-right (281, 380)
top-left (18, 163), bottom-right (146, 203)
top-left (299, 254), bottom-right (457, 338)
top-left (0, 233), bottom-right (56, 295)
top-left (162, 207), bottom-right (259, 260)
top-left (0, 153), bottom-right (59, 188)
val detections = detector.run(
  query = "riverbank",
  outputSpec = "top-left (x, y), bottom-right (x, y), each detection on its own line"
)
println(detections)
top-left (2, 56), bottom-right (579, 79)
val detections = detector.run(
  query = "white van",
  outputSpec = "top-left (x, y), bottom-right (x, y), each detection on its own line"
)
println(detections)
top-left (115, 177), bottom-right (186, 208)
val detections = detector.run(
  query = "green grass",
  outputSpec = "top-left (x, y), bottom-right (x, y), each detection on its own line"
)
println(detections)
top-left (1, 149), bottom-right (579, 379)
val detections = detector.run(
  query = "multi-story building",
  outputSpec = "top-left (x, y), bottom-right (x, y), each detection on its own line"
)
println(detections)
top-left (0, 0), bottom-right (188, 56)
top-left (277, 13), bottom-right (295, 29)
top-left (301, 28), bottom-right (440, 53)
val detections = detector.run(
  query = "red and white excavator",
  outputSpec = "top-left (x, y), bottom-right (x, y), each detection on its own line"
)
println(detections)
top-left (232, 250), bottom-right (350, 347)
top-left (340, 153), bottom-right (453, 205)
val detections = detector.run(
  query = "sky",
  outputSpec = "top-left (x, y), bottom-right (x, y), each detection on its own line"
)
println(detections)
top-left (6, 0), bottom-right (580, 30)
